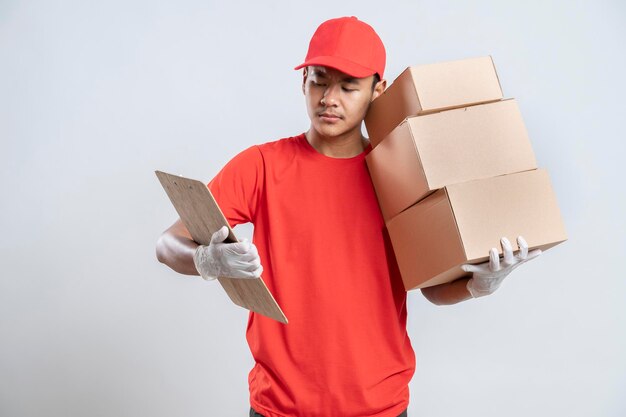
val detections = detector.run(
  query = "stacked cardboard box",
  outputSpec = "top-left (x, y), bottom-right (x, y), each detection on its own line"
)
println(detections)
top-left (365, 56), bottom-right (567, 290)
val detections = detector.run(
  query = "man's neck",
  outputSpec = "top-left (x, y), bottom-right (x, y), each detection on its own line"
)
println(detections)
top-left (305, 128), bottom-right (369, 158)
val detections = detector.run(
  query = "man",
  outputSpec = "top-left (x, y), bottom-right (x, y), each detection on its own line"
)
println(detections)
top-left (156, 16), bottom-right (540, 417)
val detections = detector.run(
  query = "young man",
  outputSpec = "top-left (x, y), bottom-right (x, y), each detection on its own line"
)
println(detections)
top-left (156, 16), bottom-right (540, 417)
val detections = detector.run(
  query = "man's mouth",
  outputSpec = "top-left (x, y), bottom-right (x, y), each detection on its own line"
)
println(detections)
top-left (318, 112), bottom-right (342, 120)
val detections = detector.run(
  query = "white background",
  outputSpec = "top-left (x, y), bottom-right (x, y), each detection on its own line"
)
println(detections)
top-left (1, 0), bottom-right (624, 416)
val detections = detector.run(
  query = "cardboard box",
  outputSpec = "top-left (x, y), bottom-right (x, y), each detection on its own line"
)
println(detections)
top-left (365, 56), bottom-right (503, 147)
top-left (366, 99), bottom-right (537, 221)
top-left (386, 169), bottom-right (567, 290)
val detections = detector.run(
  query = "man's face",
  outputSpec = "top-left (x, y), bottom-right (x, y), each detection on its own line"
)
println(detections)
top-left (302, 66), bottom-right (384, 139)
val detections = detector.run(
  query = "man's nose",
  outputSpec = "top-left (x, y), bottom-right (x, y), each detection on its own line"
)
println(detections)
top-left (322, 84), bottom-right (340, 106)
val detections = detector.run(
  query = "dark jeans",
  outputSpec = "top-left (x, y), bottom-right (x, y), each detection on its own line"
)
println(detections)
top-left (250, 407), bottom-right (408, 417)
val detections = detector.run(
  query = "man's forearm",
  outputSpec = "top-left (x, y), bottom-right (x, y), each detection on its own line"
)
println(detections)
top-left (420, 277), bottom-right (473, 305)
top-left (156, 220), bottom-right (200, 276)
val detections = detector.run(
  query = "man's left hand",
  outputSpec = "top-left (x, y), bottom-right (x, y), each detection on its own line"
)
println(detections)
top-left (462, 236), bottom-right (541, 298)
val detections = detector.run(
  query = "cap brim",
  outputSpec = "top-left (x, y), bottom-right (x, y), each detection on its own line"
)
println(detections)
top-left (294, 55), bottom-right (378, 78)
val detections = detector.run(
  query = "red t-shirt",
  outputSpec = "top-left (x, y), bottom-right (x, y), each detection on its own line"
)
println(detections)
top-left (208, 133), bottom-right (415, 417)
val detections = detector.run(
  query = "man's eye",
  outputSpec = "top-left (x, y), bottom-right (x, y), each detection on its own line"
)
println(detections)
top-left (342, 87), bottom-right (357, 92)
top-left (312, 81), bottom-right (326, 87)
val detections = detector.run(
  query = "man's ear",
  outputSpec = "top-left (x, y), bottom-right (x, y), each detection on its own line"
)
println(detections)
top-left (302, 68), bottom-right (308, 95)
top-left (371, 79), bottom-right (387, 101)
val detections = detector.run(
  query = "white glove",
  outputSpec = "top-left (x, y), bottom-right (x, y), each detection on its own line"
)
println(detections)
top-left (462, 236), bottom-right (541, 298)
top-left (193, 226), bottom-right (263, 280)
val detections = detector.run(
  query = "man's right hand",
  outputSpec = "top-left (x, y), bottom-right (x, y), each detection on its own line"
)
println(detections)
top-left (193, 226), bottom-right (263, 280)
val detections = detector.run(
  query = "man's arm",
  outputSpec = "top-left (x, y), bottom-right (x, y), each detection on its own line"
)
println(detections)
top-left (156, 219), bottom-right (199, 276)
top-left (420, 278), bottom-right (473, 306)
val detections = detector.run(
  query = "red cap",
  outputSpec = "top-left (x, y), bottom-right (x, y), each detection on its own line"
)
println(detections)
top-left (294, 16), bottom-right (386, 79)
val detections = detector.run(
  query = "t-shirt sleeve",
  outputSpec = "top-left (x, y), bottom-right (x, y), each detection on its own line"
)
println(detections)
top-left (208, 145), bottom-right (264, 227)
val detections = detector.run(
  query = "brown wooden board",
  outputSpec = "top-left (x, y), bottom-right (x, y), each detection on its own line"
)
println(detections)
top-left (155, 170), bottom-right (288, 324)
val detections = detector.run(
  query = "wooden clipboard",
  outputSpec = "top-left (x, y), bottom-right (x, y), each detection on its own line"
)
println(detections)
top-left (156, 170), bottom-right (288, 324)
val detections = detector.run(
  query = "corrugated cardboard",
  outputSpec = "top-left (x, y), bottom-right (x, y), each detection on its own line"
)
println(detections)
top-left (366, 99), bottom-right (537, 221)
top-left (365, 56), bottom-right (503, 147)
top-left (386, 169), bottom-right (567, 290)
